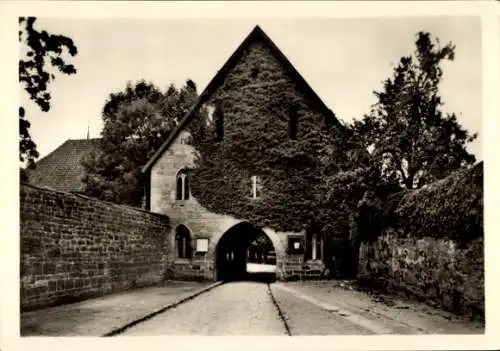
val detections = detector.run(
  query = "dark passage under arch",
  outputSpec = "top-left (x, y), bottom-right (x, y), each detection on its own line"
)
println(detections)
top-left (216, 222), bottom-right (276, 283)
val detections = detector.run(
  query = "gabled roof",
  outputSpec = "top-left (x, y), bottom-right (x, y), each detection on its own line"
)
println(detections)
top-left (26, 138), bottom-right (101, 193)
top-left (142, 25), bottom-right (344, 173)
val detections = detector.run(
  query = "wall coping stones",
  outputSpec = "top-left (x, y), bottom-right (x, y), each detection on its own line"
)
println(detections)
top-left (21, 182), bottom-right (170, 222)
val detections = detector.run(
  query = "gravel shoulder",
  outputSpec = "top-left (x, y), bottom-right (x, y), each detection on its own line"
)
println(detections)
top-left (276, 280), bottom-right (484, 335)
top-left (21, 280), bottom-right (214, 336)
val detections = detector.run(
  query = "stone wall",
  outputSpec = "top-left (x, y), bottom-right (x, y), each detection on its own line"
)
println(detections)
top-left (358, 231), bottom-right (484, 319)
top-left (20, 183), bottom-right (170, 311)
top-left (355, 163), bottom-right (484, 319)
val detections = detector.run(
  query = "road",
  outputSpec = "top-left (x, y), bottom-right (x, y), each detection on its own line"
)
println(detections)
top-left (120, 264), bottom-right (483, 336)
top-left (122, 281), bottom-right (380, 335)
top-left (20, 263), bottom-right (483, 336)
top-left (122, 281), bottom-right (287, 335)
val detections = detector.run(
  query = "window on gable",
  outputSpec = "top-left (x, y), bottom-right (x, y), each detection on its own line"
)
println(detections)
top-left (175, 169), bottom-right (190, 200)
top-left (250, 175), bottom-right (262, 199)
top-left (289, 106), bottom-right (298, 140)
top-left (214, 103), bottom-right (224, 142)
top-left (175, 225), bottom-right (192, 259)
top-left (251, 65), bottom-right (259, 78)
top-left (206, 105), bottom-right (215, 127)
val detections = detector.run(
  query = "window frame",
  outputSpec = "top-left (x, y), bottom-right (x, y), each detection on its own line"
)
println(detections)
top-left (214, 102), bottom-right (224, 142)
top-left (175, 169), bottom-right (190, 201)
top-left (175, 225), bottom-right (192, 260)
top-left (250, 175), bottom-right (262, 199)
top-left (287, 236), bottom-right (304, 254)
top-left (289, 105), bottom-right (298, 140)
top-left (310, 233), bottom-right (323, 261)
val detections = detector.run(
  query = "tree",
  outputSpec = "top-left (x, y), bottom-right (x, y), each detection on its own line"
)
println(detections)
top-left (81, 80), bottom-right (199, 206)
top-left (352, 31), bottom-right (477, 189)
top-left (19, 17), bottom-right (78, 167)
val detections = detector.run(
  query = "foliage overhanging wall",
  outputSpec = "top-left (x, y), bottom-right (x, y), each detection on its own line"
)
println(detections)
top-left (358, 163), bottom-right (484, 319)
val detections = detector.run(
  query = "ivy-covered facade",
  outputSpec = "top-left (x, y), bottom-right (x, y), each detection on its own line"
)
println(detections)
top-left (142, 26), bottom-right (348, 281)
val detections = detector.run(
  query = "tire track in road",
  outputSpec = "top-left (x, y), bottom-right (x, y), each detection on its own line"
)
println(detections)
top-left (103, 281), bottom-right (224, 336)
top-left (266, 283), bottom-right (292, 336)
top-left (271, 283), bottom-right (395, 335)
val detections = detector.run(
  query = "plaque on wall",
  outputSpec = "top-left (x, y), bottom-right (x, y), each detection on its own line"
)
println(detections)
top-left (196, 238), bottom-right (209, 253)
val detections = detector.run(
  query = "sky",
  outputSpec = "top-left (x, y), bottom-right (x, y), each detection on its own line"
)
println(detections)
top-left (20, 16), bottom-right (483, 161)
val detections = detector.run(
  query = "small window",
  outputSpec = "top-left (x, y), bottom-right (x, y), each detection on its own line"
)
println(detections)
top-left (311, 233), bottom-right (323, 260)
top-left (180, 134), bottom-right (192, 145)
top-left (206, 105), bottom-right (215, 126)
top-left (251, 66), bottom-right (259, 78)
top-left (176, 225), bottom-right (192, 259)
top-left (214, 103), bottom-right (224, 142)
top-left (287, 236), bottom-right (303, 253)
top-left (289, 106), bottom-right (298, 140)
top-left (175, 169), bottom-right (190, 200)
top-left (250, 175), bottom-right (262, 199)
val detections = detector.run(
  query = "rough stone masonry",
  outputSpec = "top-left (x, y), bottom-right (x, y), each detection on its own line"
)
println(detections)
top-left (20, 183), bottom-right (170, 311)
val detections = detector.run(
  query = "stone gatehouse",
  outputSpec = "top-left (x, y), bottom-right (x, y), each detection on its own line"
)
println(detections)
top-left (141, 25), bottom-right (346, 281)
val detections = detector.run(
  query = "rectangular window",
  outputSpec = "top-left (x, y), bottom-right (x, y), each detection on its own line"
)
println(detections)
top-left (289, 106), bottom-right (298, 140)
top-left (287, 236), bottom-right (303, 253)
top-left (207, 105), bottom-right (215, 124)
top-left (311, 234), bottom-right (322, 260)
top-left (215, 103), bottom-right (224, 141)
top-left (251, 175), bottom-right (262, 199)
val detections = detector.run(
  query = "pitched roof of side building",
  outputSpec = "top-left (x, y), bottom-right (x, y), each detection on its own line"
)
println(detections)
top-left (26, 138), bottom-right (101, 193)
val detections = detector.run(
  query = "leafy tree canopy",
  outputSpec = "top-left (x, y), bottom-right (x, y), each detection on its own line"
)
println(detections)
top-left (351, 31), bottom-right (477, 189)
top-left (81, 79), bottom-right (199, 206)
top-left (19, 17), bottom-right (78, 167)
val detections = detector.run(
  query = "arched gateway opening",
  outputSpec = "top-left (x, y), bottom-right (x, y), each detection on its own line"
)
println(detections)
top-left (216, 222), bottom-right (277, 282)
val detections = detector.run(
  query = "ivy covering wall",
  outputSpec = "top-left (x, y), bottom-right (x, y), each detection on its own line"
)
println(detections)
top-left (188, 38), bottom-right (349, 234)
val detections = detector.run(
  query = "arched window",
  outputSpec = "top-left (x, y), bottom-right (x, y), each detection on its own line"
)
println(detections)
top-left (175, 169), bottom-right (190, 200)
top-left (175, 225), bottom-right (192, 259)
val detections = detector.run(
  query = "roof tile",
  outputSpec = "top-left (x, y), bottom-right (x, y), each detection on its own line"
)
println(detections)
top-left (26, 138), bottom-right (101, 193)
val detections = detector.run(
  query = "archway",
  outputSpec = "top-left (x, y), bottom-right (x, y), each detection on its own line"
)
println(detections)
top-left (216, 222), bottom-right (276, 282)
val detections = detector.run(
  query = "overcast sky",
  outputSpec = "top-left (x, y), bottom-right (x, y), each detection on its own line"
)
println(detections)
top-left (20, 17), bottom-right (482, 160)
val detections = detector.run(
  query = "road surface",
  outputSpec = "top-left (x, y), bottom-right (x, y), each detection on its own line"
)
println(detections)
top-left (121, 279), bottom-right (483, 335)
top-left (123, 281), bottom-right (287, 335)
top-left (122, 281), bottom-right (383, 335)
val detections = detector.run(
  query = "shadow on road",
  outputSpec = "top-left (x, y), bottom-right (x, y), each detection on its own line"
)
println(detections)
top-left (245, 271), bottom-right (277, 283)
top-left (220, 272), bottom-right (277, 284)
